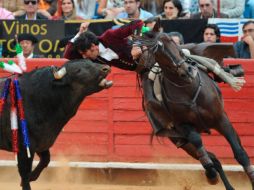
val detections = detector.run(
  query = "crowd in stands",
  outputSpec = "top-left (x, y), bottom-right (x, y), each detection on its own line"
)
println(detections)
top-left (0, 0), bottom-right (254, 59)
top-left (0, 0), bottom-right (253, 21)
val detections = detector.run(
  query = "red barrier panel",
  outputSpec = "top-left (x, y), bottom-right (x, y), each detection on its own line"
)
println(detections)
top-left (0, 58), bottom-right (253, 164)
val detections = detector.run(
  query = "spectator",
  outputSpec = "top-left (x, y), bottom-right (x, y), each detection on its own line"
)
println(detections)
top-left (15, 0), bottom-right (48, 20)
top-left (234, 20), bottom-right (254, 59)
top-left (17, 33), bottom-right (44, 58)
top-left (140, 0), bottom-right (164, 15)
top-left (37, 0), bottom-right (58, 19)
top-left (97, 0), bottom-right (125, 19)
top-left (158, 0), bottom-right (188, 19)
top-left (52, 0), bottom-right (83, 20)
top-left (74, 0), bottom-right (96, 19)
top-left (243, 0), bottom-right (254, 18)
top-left (202, 24), bottom-right (221, 43)
top-left (116, 0), bottom-right (153, 19)
top-left (190, 0), bottom-right (229, 19)
top-left (214, 0), bottom-right (244, 18)
top-left (168, 31), bottom-right (185, 45)
top-left (0, 6), bottom-right (14, 19)
top-left (0, 0), bottom-right (25, 17)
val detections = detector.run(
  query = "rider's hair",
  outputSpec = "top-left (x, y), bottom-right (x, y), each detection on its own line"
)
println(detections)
top-left (73, 31), bottom-right (99, 53)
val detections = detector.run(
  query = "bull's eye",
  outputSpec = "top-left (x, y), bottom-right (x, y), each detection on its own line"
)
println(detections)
top-left (75, 68), bottom-right (82, 74)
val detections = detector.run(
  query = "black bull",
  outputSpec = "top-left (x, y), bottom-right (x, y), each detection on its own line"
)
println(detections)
top-left (136, 32), bottom-right (254, 190)
top-left (0, 59), bottom-right (111, 190)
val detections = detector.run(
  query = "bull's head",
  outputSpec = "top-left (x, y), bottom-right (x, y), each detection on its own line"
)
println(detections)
top-left (52, 59), bottom-right (113, 92)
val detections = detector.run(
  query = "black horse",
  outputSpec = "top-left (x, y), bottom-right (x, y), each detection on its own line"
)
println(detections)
top-left (134, 32), bottom-right (254, 190)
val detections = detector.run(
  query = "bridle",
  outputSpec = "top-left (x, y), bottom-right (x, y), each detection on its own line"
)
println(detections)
top-left (133, 33), bottom-right (186, 70)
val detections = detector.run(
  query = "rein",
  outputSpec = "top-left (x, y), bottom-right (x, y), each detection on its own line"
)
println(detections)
top-left (133, 33), bottom-right (186, 71)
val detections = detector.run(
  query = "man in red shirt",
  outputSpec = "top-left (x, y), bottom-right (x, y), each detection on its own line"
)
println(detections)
top-left (63, 20), bottom-right (144, 71)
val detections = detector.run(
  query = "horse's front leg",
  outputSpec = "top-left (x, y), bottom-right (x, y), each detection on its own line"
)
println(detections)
top-left (216, 114), bottom-right (254, 189)
top-left (179, 124), bottom-right (219, 184)
top-left (29, 150), bottom-right (50, 182)
top-left (171, 139), bottom-right (235, 190)
top-left (18, 149), bottom-right (35, 190)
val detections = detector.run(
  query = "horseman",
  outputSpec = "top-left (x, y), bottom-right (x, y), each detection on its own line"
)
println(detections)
top-left (63, 19), bottom-right (144, 72)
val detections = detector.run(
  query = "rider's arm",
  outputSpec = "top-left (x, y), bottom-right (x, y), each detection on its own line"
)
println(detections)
top-left (63, 22), bottom-right (90, 60)
top-left (99, 20), bottom-right (144, 47)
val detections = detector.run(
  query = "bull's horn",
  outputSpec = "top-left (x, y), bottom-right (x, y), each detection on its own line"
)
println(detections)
top-left (54, 67), bottom-right (67, 79)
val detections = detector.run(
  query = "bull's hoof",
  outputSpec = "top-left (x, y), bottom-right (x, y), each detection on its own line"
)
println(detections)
top-left (205, 168), bottom-right (219, 185)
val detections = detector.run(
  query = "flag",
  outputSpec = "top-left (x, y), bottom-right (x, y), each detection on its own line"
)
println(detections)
top-left (208, 18), bottom-right (253, 43)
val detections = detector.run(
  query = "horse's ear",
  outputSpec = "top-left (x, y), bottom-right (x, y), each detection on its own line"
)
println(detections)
top-left (152, 17), bottom-right (161, 33)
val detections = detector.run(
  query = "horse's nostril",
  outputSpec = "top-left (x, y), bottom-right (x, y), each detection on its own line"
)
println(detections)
top-left (188, 66), bottom-right (193, 73)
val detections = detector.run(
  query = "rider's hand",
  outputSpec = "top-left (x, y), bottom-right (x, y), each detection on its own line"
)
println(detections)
top-left (131, 46), bottom-right (142, 60)
top-left (78, 22), bottom-right (90, 34)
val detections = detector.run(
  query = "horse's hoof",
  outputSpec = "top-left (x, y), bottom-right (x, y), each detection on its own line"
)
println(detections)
top-left (207, 175), bottom-right (219, 185)
top-left (205, 168), bottom-right (219, 185)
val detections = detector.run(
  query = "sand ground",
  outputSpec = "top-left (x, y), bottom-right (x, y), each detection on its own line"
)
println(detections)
top-left (0, 165), bottom-right (251, 190)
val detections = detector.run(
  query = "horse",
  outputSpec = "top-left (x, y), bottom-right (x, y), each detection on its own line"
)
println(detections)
top-left (133, 31), bottom-right (254, 190)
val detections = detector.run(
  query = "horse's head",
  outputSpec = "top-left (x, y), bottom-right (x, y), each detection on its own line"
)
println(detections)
top-left (134, 32), bottom-right (197, 83)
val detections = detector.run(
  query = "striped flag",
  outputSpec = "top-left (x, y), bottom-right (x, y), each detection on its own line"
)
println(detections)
top-left (208, 18), bottom-right (252, 43)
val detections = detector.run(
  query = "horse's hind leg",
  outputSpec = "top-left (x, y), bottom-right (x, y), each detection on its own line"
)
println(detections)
top-left (18, 150), bottom-right (35, 190)
top-left (217, 116), bottom-right (254, 189)
top-left (29, 150), bottom-right (50, 182)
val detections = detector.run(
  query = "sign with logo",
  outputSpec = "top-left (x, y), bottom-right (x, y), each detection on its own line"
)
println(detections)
top-left (0, 20), bottom-right (65, 58)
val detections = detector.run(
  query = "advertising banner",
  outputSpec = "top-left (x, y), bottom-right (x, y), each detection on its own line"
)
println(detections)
top-left (0, 20), bottom-right (65, 58)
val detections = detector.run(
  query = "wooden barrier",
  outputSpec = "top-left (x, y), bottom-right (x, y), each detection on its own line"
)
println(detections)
top-left (0, 58), bottom-right (253, 164)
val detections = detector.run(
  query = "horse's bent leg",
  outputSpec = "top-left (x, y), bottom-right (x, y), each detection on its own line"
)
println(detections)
top-left (171, 138), bottom-right (235, 190)
top-left (29, 150), bottom-right (50, 182)
top-left (18, 150), bottom-right (35, 190)
top-left (217, 116), bottom-right (254, 188)
top-left (181, 124), bottom-right (218, 183)
top-left (207, 151), bottom-right (235, 190)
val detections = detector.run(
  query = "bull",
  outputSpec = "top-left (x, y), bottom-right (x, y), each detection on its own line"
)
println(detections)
top-left (0, 59), bottom-right (112, 190)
